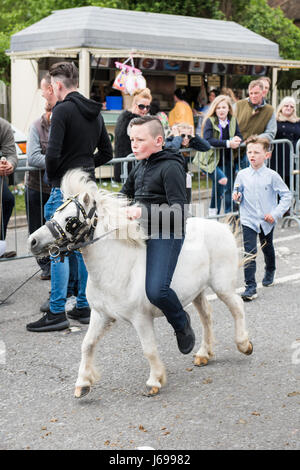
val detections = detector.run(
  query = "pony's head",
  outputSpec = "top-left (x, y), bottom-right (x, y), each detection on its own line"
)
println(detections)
top-left (28, 169), bottom-right (145, 259)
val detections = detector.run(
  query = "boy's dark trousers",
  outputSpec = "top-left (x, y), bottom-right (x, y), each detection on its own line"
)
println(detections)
top-left (242, 225), bottom-right (276, 289)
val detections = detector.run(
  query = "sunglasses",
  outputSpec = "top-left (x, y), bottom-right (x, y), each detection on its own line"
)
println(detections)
top-left (137, 104), bottom-right (151, 111)
top-left (181, 134), bottom-right (192, 139)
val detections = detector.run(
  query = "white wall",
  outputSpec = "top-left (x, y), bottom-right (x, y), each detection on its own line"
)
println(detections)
top-left (11, 58), bottom-right (45, 135)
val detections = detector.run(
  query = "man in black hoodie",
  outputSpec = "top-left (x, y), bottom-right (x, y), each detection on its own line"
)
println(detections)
top-left (27, 62), bottom-right (113, 333)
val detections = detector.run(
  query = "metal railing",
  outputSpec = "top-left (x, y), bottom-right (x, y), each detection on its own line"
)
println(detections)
top-left (1, 138), bottom-right (300, 262)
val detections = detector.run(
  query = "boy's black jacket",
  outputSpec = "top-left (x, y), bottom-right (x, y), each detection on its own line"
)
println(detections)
top-left (121, 148), bottom-right (188, 237)
top-left (46, 92), bottom-right (112, 186)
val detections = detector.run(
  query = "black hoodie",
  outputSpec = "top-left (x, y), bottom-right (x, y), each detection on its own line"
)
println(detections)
top-left (121, 148), bottom-right (188, 237)
top-left (46, 92), bottom-right (113, 186)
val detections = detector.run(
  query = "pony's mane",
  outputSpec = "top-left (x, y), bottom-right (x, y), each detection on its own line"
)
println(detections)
top-left (61, 169), bottom-right (145, 246)
top-left (61, 169), bottom-right (98, 198)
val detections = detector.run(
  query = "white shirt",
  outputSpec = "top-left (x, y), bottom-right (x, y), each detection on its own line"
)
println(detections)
top-left (233, 165), bottom-right (292, 234)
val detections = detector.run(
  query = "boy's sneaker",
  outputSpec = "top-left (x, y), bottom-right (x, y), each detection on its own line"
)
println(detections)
top-left (67, 306), bottom-right (91, 324)
top-left (262, 270), bottom-right (275, 287)
top-left (174, 313), bottom-right (195, 354)
top-left (241, 287), bottom-right (257, 302)
top-left (26, 312), bottom-right (69, 332)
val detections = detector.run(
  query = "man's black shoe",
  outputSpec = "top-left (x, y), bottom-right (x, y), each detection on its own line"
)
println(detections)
top-left (68, 306), bottom-right (91, 324)
top-left (174, 313), bottom-right (195, 354)
top-left (26, 311), bottom-right (69, 332)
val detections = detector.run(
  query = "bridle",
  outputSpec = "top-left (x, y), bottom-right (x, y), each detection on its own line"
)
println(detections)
top-left (45, 194), bottom-right (99, 258)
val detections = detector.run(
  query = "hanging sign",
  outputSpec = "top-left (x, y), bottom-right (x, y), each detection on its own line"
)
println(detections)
top-left (176, 74), bottom-right (188, 86)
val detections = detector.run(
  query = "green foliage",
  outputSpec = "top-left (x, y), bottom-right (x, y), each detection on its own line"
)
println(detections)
top-left (230, 0), bottom-right (300, 61)
top-left (0, 0), bottom-right (299, 84)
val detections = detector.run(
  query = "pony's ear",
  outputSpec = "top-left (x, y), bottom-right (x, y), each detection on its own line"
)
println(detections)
top-left (83, 193), bottom-right (90, 206)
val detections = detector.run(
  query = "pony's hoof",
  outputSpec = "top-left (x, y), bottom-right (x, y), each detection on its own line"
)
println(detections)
top-left (143, 386), bottom-right (160, 397)
top-left (245, 341), bottom-right (253, 355)
top-left (194, 356), bottom-right (209, 367)
top-left (74, 386), bottom-right (91, 398)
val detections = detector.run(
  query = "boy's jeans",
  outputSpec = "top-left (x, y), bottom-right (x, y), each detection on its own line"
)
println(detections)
top-left (145, 236), bottom-right (186, 331)
top-left (242, 225), bottom-right (276, 290)
top-left (44, 187), bottom-right (89, 314)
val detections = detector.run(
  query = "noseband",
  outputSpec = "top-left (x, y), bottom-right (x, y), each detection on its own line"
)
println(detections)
top-left (46, 195), bottom-right (98, 258)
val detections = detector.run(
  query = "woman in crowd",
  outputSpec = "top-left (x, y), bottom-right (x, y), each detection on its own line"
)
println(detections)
top-left (196, 89), bottom-right (219, 136)
top-left (169, 88), bottom-right (194, 130)
top-left (193, 95), bottom-right (243, 215)
top-left (114, 88), bottom-right (152, 182)
top-left (271, 96), bottom-right (300, 188)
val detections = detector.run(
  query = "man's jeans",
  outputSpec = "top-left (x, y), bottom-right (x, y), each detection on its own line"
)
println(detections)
top-left (242, 225), bottom-right (276, 289)
top-left (145, 236), bottom-right (186, 331)
top-left (44, 187), bottom-right (89, 314)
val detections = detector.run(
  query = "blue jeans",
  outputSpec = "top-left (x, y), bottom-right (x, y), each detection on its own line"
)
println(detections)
top-left (44, 187), bottom-right (89, 314)
top-left (145, 236), bottom-right (186, 331)
top-left (242, 225), bottom-right (276, 289)
top-left (223, 153), bottom-right (249, 213)
top-left (206, 166), bottom-right (227, 213)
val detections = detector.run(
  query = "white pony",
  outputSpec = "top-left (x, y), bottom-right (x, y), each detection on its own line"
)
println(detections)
top-left (28, 169), bottom-right (253, 398)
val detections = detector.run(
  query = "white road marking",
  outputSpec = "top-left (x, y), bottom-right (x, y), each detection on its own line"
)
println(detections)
top-left (206, 272), bottom-right (300, 301)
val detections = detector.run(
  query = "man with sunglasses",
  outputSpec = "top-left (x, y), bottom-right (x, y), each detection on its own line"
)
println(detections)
top-left (114, 88), bottom-right (152, 182)
top-left (26, 61), bottom-right (113, 333)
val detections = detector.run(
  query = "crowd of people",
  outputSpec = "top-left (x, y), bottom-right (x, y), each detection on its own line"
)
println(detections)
top-left (0, 68), bottom-right (299, 353)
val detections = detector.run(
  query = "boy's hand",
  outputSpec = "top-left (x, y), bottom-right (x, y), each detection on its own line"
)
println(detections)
top-left (232, 192), bottom-right (242, 202)
top-left (126, 206), bottom-right (142, 220)
top-left (264, 214), bottom-right (275, 224)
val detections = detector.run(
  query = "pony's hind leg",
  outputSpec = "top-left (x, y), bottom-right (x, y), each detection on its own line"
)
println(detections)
top-left (193, 292), bottom-right (214, 367)
top-left (132, 315), bottom-right (166, 396)
top-left (74, 309), bottom-right (113, 398)
top-left (216, 291), bottom-right (253, 356)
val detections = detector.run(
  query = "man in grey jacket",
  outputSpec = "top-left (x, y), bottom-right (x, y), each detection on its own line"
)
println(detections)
top-left (0, 117), bottom-right (17, 257)
top-left (25, 73), bottom-right (57, 278)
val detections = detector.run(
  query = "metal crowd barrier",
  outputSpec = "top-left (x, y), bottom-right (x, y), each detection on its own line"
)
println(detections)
top-left (1, 138), bottom-right (300, 262)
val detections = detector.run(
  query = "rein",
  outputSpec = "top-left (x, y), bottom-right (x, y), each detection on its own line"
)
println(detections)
top-left (45, 195), bottom-right (116, 259)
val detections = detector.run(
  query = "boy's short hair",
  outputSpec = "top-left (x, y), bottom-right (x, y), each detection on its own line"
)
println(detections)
top-left (246, 135), bottom-right (272, 152)
top-left (129, 115), bottom-right (165, 139)
top-left (49, 61), bottom-right (79, 89)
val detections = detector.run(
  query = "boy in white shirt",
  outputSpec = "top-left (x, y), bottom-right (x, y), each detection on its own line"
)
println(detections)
top-left (233, 135), bottom-right (292, 301)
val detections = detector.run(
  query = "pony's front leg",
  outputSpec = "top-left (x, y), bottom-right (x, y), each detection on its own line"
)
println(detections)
top-left (74, 309), bottom-right (112, 398)
top-left (132, 315), bottom-right (166, 396)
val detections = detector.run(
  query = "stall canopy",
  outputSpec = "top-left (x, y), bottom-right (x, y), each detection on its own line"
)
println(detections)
top-left (8, 5), bottom-right (294, 67)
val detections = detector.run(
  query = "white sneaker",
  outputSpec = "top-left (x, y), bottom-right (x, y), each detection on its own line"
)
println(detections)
top-left (0, 240), bottom-right (6, 257)
top-left (208, 208), bottom-right (217, 217)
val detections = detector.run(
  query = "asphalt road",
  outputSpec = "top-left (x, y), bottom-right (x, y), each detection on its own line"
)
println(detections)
top-left (1, 221), bottom-right (300, 450)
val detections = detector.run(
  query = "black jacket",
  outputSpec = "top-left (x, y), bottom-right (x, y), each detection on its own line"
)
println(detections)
top-left (121, 148), bottom-right (188, 237)
top-left (46, 92), bottom-right (113, 186)
top-left (114, 110), bottom-right (138, 158)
